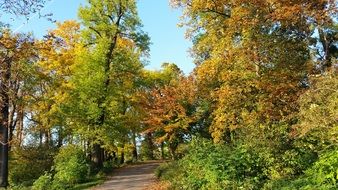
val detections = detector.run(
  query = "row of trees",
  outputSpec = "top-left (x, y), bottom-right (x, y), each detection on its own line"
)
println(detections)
top-left (0, 0), bottom-right (188, 188)
top-left (0, 0), bottom-right (337, 188)
top-left (154, 0), bottom-right (337, 189)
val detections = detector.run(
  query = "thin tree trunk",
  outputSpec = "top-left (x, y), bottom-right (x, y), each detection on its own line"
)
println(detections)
top-left (7, 103), bottom-right (15, 151)
top-left (16, 107), bottom-right (24, 147)
top-left (169, 143), bottom-right (178, 160)
top-left (39, 130), bottom-right (43, 146)
top-left (132, 131), bottom-right (137, 161)
top-left (120, 143), bottom-right (125, 165)
top-left (318, 27), bottom-right (333, 71)
top-left (160, 142), bottom-right (165, 160)
top-left (45, 128), bottom-right (51, 147)
top-left (57, 126), bottom-right (63, 148)
top-left (112, 151), bottom-right (117, 163)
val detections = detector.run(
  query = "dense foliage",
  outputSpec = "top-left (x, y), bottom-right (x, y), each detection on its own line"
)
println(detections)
top-left (9, 146), bottom-right (55, 186)
top-left (0, 0), bottom-right (336, 189)
top-left (153, 0), bottom-right (338, 189)
top-left (30, 145), bottom-right (89, 190)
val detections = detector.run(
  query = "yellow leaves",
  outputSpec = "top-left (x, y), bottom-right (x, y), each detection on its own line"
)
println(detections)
top-left (21, 20), bottom-right (84, 133)
top-left (37, 21), bottom-right (82, 78)
top-left (53, 20), bottom-right (81, 47)
top-left (117, 38), bottom-right (135, 50)
top-left (0, 31), bottom-right (17, 49)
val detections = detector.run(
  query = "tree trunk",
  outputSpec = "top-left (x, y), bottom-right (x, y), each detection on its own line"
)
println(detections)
top-left (112, 151), bottom-right (117, 163)
top-left (8, 103), bottom-right (15, 151)
top-left (92, 144), bottom-right (104, 169)
top-left (120, 144), bottom-right (125, 165)
top-left (0, 60), bottom-right (10, 187)
top-left (145, 133), bottom-right (154, 160)
top-left (168, 143), bottom-right (178, 160)
top-left (0, 103), bottom-right (9, 187)
top-left (39, 130), bottom-right (43, 146)
top-left (45, 130), bottom-right (50, 147)
top-left (318, 27), bottom-right (335, 72)
top-left (132, 131), bottom-right (137, 161)
top-left (16, 107), bottom-right (24, 147)
top-left (57, 126), bottom-right (63, 148)
top-left (160, 142), bottom-right (165, 160)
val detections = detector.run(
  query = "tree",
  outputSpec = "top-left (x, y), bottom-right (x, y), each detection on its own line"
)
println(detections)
top-left (0, 30), bottom-right (37, 187)
top-left (68, 0), bottom-right (149, 168)
top-left (27, 20), bottom-right (81, 147)
top-left (140, 64), bottom-right (196, 159)
top-left (295, 73), bottom-right (338, 154)
top-left (0, 0), bottom-right (50, 187)
top-left (171, 0), bottom-right (336, 143)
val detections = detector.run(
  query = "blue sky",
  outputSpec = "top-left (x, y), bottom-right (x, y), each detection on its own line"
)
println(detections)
top-left (8, 0), bottom-right (194, 74)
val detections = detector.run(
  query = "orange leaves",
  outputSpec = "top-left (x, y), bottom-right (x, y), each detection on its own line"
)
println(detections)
top-left (140, 72), bottom-right (196, 143)
top-left (171, 0), bottom-right (332, 143)
top-left (0, 30), bottom-right (36, 63)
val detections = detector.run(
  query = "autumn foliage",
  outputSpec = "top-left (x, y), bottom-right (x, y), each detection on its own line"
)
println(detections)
top-left (0, 0), bottom-right (337, 189)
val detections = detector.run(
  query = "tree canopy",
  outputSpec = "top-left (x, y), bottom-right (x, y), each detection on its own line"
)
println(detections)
top-left (0, 0), bottom-right (337, 189)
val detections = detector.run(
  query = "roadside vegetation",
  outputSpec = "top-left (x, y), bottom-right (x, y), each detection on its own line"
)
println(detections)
top-left (0, 0), bottom-right (337, 189)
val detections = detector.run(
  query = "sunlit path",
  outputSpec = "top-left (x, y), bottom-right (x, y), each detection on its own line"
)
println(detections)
top-left (91, 161), bottom-right (162, 190)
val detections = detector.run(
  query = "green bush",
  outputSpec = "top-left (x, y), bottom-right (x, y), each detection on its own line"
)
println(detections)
top-left (159, 138), bottom-right (274, 190)
top-left (155, 162), bottom-right (179, 180)
top-left (9, 146), bottom-right (55, 186)
top-left (305, 148), bottom-right (338, 187)
top-left (53, 145), bottom-right (89, 187)
top-left (264, 148), bottom-right (338, 190)
top-left (31, 173), bottom-right (53, 190)
top-left (102, 160), bottom-right (118, 173)
top-left (160, 137), bottom-right (327, 190)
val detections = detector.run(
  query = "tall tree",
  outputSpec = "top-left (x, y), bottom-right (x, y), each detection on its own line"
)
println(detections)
top-left (140, 63), bottom-right (196, 159)
top-left (0, 0), bottom-right (50, 187)
top-left (0, 30), bottom-right (36, 187)
top-left (172, 0), bottom-right (336, 143)
top-left (70, 0), bottom-right (149, 168)
top-left (26, 20), bottom-right (81, 147)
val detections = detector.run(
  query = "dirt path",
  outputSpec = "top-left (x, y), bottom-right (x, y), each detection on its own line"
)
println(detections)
top-left (91, 161), bottom-right (162, 190)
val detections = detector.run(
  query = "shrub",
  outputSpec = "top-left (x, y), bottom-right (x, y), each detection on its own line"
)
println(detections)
top-left (160, 137), bottom-right (319, 190)
top-left (306, 148), bottom-right (338, 186)
top-left (9, 146), bottom-right (55, 186)
top-left (102, 160), bottom-right (118, 173)
top-left (155, 162), bottom-right (178, 180)
top-left (159, 138), bottom-right (273, 190)
top-left (53, 145), bottom-right (89, 187)
top-left (264, 148), bottom-right (338, 190)
top-left (31, 173), bottom-right (53, 190)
